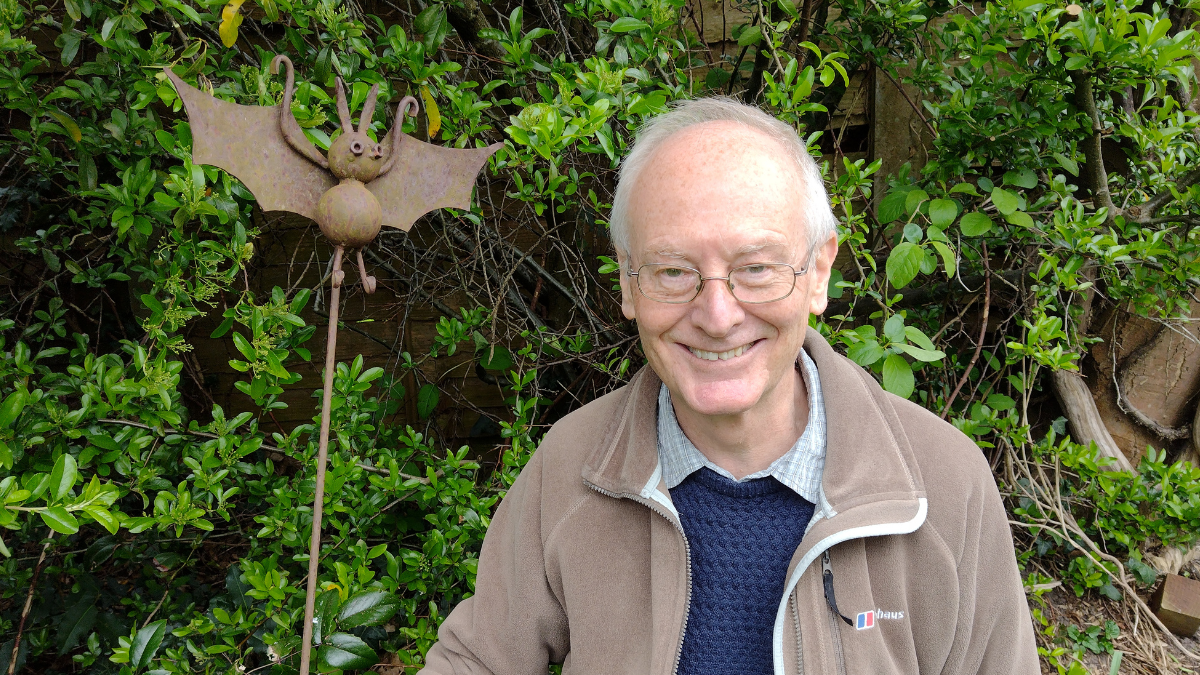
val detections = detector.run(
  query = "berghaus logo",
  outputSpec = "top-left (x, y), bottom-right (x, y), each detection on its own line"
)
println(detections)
top-left (856, 609), bottom-right (905, 630)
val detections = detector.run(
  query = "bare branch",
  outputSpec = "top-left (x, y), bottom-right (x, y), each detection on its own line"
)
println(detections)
top-left (1129, 165), bottom-right (1200, 223)
top-left (1071, 71), bottom-right (1118, 226)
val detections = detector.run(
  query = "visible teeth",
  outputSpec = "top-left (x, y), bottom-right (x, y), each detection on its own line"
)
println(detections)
top-left (688, 344), bottom-right (751, 361)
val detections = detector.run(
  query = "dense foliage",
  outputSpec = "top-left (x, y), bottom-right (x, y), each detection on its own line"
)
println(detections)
top-left (0, 0), bottom-right (1198, 671)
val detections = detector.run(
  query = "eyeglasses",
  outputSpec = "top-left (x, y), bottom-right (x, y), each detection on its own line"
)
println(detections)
top-left (628, 261), bottom-right (812, 304)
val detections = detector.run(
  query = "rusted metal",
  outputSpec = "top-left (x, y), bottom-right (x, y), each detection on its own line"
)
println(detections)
top-left (165, 58), bottom-right (502, 675)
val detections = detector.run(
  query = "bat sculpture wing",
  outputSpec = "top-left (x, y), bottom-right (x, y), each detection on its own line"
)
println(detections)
top-left (166, 68), bottom-right (335, 221)
top-left (368, 133), bottom-right (503, 232)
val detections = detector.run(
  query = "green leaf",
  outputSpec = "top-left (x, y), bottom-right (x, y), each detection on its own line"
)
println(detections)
top-left (883, 314), bottom-right (906, 343)
top-left (416, 384), bottom-right (439, 419)
top-left (338, 590), bottom-right (401, 628)
top-left (737, 25), bottom-right (762, 46)
top-left (130, 620), bottom-right (168, 669)
top-left (959, 212), bottom-right (994, 237)
top-left (931, 241), bottom-right (956, 278)
top-left (1053, 152), bottom-right (1079, 176)
top-left (313, 589), bottom-right (340, 645)
top-left (231, 332), bottom-right (256, 361)
top-left (928, 199), bottom-right (958, 228)
top-left (878, 189), bottom-right (909, 223)
top-left (1005, 211), bottom-right (1034, 229)
top-left (41, 506), bottom-right (80, 534)
top-left (318, 633), bottom-right (377, 670)
top-left (989, 187), bottom-right (1019, 216)
top-left (1065, 54), bottom-right (1089, 70)
top-left (0, 389), bottom-right (27, 429)
top-left (63, 0), bottom-right (81, 20)
top-left (49, 453), bottom-right (78, 503)
top-left (896, 343), bottom-right (946, 362)
top-left (479, 345), bottom-right (513, 371)
top-left (885, 242), bottom-right (924, 288)
top-left (847, 340), bottom-right (886, 367)
top-left (57, 594), bottom-right (98, 654)
top-left (949, 182), bottom-right (980, 196)
top-left (986, 393), bottom-right (1015, 410)
top-left (776, 0), bottom-right (798, 16)
top-left (882, 354), bottom-right (915, 399)
top-left (609, 17), bottom-right (649, 32)
top-left (904, 189), bottom-right (929, 216)
top-left (1002, 169), bottom-right (1037, 189)
top-left (46, 110), bottom-right (83, 142)
top-left (826, 269), bottom-right (844, 299)
top-left (900, 327), bottom-right (931, 352)
top-left (59, 30), bottom-right (82, 66)
top-left (84, 506), bottom-right (119, 534)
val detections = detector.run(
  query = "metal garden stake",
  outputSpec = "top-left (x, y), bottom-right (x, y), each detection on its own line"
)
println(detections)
top-left (168, 56), bottom-right (501, 674)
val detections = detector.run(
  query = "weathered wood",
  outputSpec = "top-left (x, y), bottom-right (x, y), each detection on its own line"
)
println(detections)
top-left (1050, 369), bottom-right (1134, 472)
top-left (1150, 573), bottom-right (1200, 638)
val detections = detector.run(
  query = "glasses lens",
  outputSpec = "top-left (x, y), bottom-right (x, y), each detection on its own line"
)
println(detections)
top-left (638, 265), bottom-right (701, 302)
top-left (729, 264), bottom-right (796, 303)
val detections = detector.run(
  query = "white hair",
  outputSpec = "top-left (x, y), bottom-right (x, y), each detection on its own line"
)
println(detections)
top-left (608, 97), bottom-right (837, 262)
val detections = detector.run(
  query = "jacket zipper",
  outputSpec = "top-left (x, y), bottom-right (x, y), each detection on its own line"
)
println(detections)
top-left (791, 591), bottom-right (805, 675)
top-left (583, 480), bottom-right (693, 675)
top-left (821, 551), bottom-right (848, 675)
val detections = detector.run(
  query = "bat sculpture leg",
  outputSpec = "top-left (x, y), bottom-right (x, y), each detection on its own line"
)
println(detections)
top-left (299, 245), bottom-right (345, 675)
top-left (356, 249), bottom-right (377, 294)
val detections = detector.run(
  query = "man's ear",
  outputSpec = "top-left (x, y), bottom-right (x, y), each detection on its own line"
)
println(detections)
top-left (616, 250), bottom-right (637, 320)
top-left (807, 234), bottom-right (840, 317)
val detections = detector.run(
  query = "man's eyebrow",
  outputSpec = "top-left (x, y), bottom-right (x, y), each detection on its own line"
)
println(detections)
top-left (734, 242), bottom-right (787, 255)
top-left (644, 247), bottom-right (690, 259)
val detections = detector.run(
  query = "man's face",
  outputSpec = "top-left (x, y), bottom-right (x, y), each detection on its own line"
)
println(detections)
top-left (617, 121), bottom-right (837, 419)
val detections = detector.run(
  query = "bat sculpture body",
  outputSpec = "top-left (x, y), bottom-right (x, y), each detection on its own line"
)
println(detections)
top-left (167, 57), bottom-right (501, 675)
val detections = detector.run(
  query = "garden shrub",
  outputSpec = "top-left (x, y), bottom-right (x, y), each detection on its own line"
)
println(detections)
top-left (0, 0), bottom-right (1198, 671)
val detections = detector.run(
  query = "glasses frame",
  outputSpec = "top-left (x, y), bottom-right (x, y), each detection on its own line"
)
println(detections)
top-left (627, 259), bottom-right (813, 305)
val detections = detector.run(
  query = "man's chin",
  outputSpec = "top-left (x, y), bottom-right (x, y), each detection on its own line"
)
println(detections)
top-left (672, 381), bottom-right (764, 418)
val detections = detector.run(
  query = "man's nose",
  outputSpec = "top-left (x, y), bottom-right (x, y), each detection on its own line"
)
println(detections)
top-left (691, 277), bottom-right (744, 337)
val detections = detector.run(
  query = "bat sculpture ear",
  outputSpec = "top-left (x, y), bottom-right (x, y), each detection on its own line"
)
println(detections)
top-left (270, 54), bottom-right (329, 169)
top-left (377, 95), bottom-right (420, 177)
top-left (358, 83), bottom-right (380, 134)
top-left (334, 78), bottom-right (353, 132)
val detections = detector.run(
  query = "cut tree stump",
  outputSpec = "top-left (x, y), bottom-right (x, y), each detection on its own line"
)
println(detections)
top-left (1150, 573), bottom-right (1200, 637)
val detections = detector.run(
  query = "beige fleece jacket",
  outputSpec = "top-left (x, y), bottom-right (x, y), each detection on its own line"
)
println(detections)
top-left (419, 329), bottom-right (1039, 675)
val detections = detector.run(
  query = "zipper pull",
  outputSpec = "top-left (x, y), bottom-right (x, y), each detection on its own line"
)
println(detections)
top-left (822, 550), bottom-right (854, 627)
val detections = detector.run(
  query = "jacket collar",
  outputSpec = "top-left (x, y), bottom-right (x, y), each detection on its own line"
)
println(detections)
top-left (580, 328), bottom-right (927, 527)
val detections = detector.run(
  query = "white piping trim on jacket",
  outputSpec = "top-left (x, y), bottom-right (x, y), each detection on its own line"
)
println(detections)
top-left (641, 462), bottom-right (680, 519)
top-left (771, 497), bottom-right (928, 675)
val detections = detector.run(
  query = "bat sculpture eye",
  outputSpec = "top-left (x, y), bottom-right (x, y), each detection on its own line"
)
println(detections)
top-left (373, 144), bottom-right (383, 158)
top-left (350, 140), bottom-right (364, 155)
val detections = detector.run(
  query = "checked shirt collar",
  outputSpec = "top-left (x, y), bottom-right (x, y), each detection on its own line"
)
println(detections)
top-left (656, 348), bottom-right (827, 503)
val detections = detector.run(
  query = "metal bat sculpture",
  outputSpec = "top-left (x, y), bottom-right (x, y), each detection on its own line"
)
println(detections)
top-left (167, 55), bottom-right (501, 675)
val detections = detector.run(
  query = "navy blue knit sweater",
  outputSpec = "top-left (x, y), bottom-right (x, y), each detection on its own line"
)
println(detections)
top-left (670, 468), bottom-right (815, 675)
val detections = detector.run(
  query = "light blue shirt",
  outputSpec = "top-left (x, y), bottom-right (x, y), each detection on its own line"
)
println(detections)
top-left (656, 348), bottom-right (827, 503)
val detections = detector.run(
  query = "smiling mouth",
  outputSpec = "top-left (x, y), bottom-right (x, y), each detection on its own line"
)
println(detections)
top-left (686, 340), bottom-right (759, 361)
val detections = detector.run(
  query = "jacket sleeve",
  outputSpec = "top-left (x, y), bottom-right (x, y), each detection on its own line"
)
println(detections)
top-left (419, 448), bottom-right (570, 675)
top-left (947, 463), bottom-right (1040, 675)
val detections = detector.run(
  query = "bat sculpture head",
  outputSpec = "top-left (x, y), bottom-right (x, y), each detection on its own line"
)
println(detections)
top-left (166, 55), bottom-right (502, 292)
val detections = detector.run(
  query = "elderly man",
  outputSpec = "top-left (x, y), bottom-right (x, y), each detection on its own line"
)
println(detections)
top-left (420, 98), bottom-right (1038, 674)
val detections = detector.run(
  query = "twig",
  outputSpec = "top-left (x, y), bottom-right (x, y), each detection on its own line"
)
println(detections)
top-left (8, 531), bottom-right (55, 675)
top-left (941, 246), bottom-right (991, 419)
top-left (931, 296), bottom-right (978, 342)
